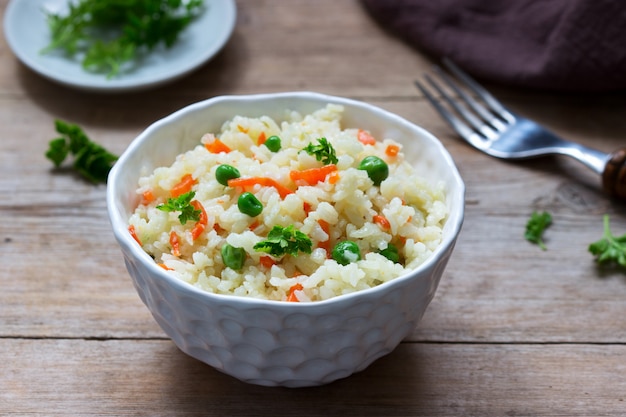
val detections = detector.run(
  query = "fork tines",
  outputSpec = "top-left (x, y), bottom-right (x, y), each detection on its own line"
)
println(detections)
top-left (415, 58), bottom-right (515, 147)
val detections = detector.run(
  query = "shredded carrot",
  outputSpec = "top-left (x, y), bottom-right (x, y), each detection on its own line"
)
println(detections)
top-left (142, 190), bottom-right (156, 204)
top-left (385, 144), bottom-right (400, 157)
top-left (128, 225), bottom-right (142, 246)
top-left (237, 124), bottom-right (249, 133)
top-left (289, 164), bottom-right (338, 185)
top-left (170, 173), bottom-right (196, 197)
top-left (249, 220), bottom-right (261, 230)
top-left (259, 256), bottom-right (275, 269)
top-left (227, 176), bottom-right (294, 199)
top-left (190, 200), bottom-right (208, 240)
top-left (204, 137), bottom-right (232, 154)
top-left (357, 129), bottom-right (376, 145)
top-left (328, 170), bottom-right (340, 184)
top-left (169, 231), bottom-right (181, 257)
top-left (317, 219), bottom-right (331, 253)
top-left (158, 263), bottom-right (174, 271)
top-left (287, 283), bottom-right (303, 302)
top-left (303, 202), bottom-right (313, 215)
top-left (373, 214), bottom-right (391, 231)
top-left (257, 131), bottom-right (267, 145)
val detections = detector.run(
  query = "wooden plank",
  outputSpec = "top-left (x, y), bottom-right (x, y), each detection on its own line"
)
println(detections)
top-left (1, 338), bottom-right (625, 416)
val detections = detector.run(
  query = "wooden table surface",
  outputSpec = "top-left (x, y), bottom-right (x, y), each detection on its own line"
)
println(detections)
top-left (2, 0), bottom-right (626, 415)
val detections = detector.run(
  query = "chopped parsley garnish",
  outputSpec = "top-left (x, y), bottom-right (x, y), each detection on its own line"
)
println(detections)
top-left (41, 0), bottom-right (204, 78)
top-left (46, 119), bottom-right (118, 184)
top-left (303, 137), bottom-right (338, 165)
top-left (254, 225), bottom-right (312, 257)
top-left (525, 211), bottom-right (552, 250)
top-left (588, 214), bottom-right (626, 270)
top-left (156, 191), bottom-right (201, 225)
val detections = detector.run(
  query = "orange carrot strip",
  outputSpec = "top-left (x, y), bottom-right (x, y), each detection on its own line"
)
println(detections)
top-left (289, 164), bottom-right (338, 185)
top-left (249, 220), bottom-right (261, 230)
top-left (257, 131), bottom-right (267, 145)
top-left (328, 170), bottom-right (340, 184)
top-left (158, 263), bottom-right (174, 271)
top-left (317, 219), bottom-right (331, 253)
top-left (190, 200), bottom-right (208, 240)
top-left (142, 190), bottom-right (155, 204)
top-left (385, 144), bottom-right (400, 157)
top-left (204, 138), bottom-right (231, 154)
top-left (128, 225), bottom-right (142, 246)
top-left (227, 177), bottom-right (294, 199)
top-left (303, 202), bottom-right (313, 215)
top-left (259, 256), bottom-right (275, 269)
top-left (170, 173), bottom-right (196, 198)
top-left (357, 129), bottom-right (376, 145)
top-left (287, 283), bottom-right (303, 302)
top-left (373, 214), bottom-right (391, 231)
top-left (169, 231), bottom-right (181, 257)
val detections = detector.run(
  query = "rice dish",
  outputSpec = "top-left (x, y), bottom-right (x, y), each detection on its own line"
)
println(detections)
top-left (128, 104), bottom-right (447, 302)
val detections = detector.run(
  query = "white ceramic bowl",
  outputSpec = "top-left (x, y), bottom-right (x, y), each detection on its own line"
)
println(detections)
top-left (107, 92), bottom-right (465, 387)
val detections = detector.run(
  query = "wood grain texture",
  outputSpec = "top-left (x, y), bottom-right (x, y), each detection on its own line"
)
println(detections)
top-left (1, 0), bottom-right (626, 415)
top-left (2, 339), bottom-right (626, 417)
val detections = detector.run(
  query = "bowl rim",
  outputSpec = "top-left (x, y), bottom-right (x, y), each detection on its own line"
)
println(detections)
top-left (107, 91), bottom-right (465, 309)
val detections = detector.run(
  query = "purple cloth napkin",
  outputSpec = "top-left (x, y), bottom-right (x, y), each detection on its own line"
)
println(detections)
top-left (361, 0), bottom-right (626, 91)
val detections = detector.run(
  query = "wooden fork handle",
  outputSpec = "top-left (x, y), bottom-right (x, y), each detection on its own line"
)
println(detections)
top-left (602, 147), bottom-right (626, 200)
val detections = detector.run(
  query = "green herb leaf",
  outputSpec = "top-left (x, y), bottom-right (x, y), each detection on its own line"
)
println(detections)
top-left (45, 120), bottom-right (118, 183)
top-left (588, 214), bottom-right (626, 270)
top-left (41, 0), bottom-right (204, 78)
top-left (45, 137), bottom-right (70, 167)
top-left (254, 225), bottom-right (313, 257)
top-left (156, 191), bottom-right (201, 225)
top-left (303, 137), bottom-right (338, 165)
top-left (525, 211), bottom-right (552, 250)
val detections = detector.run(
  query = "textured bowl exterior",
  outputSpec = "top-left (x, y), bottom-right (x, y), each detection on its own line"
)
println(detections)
top-left (107, 92), bottom-right (465, 387)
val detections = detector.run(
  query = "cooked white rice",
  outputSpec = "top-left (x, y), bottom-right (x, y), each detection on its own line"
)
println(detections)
top-left (128, 104), bottom-right (447, 302)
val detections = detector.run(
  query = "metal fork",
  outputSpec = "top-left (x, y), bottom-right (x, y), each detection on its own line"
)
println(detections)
top-left (415, 58), bottom-right (626, 200)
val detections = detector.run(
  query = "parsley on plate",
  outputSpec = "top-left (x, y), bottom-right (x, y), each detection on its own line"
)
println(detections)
top-left (42, 0), bottom-right (204, 78)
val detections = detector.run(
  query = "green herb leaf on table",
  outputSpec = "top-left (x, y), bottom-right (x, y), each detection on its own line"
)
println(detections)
top-left (303, 137), bottom-right (338, 165)
top-left (254, 225), bottom-right (313, 257)
top-left (156, 191), bottom-right (202, 225)
top-left (525, 211), bottom-right (552, 250)
top-left (41, 0), bottom-right (204, 78)
top-left (588, 214), bottom-right (626, 270)
top-left (45, 120), bottom-right (118, 184)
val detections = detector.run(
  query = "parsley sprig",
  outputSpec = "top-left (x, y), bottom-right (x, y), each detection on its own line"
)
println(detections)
top-left (157, 191), bottom-right (201, 224)
top-left (42, 0), bottom-right (204, 78)
top-left (46, 120), bottom-right (118, 184)
top-left (254, 225), bottom-right (312, 257)
top-left (525, 211), bottom-right (552, 250)
top-left (303, 137), bottom-right (338, 165)
top-left (588, 215), bottom-right (626, 269)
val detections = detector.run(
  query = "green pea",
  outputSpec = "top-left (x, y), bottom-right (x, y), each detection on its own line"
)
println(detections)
top-left (379, 243), bottom-right (400, 263)
top-left (221, 244), bottom-right (246, 270)
top-left (216, 164), bottom-right (240, 186)
top-left (358, 155), bottom-right (389, 186)
top-left (238, 192), bottom-right (263, 217)
top-left (265, 135), bottom-right (282, 152)
top-left (331, 240), bottom-right (362, 265)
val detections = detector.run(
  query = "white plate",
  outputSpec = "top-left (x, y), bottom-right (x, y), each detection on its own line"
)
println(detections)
top-left (3, 0), bottom-right (237, 93)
